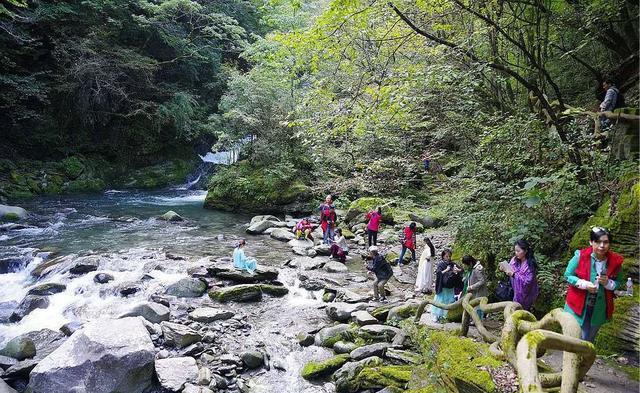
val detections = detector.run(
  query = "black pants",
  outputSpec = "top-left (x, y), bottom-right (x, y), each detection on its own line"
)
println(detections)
top-left (368, 229), bottom-right (378, 247)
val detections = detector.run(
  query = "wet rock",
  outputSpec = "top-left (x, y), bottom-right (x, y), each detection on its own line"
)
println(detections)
top-left (324, 261), bottom-right (348, 273)
top-left (161, 321), bottom-right (202, 348)
top-left (352, 310), bottom-right (378, 326)
top-left (350, 342), bottom-right (391, 361)
top-left (189, 307), bottom-right (235, 323)
top-left (296, 333), bottom-right (315, 347)
top-left (69, 256), bottom-right (100, 274)
top-left (159, 211), bottom-right (184, 222)
top-left (250, 215), bottom-right (280, 224)
top-left (333, 356), bottom-right (383, 393)
top-left (269, 228), bottom-right (295, 242)
top-left (93, 272), bottom-right (114, 284)
top-left (300, 354), bottom-right (350, 380)
top-left (183, 384), bottom-right (213, 393)
top-left (120, 302), bottom-right (170, 324)
top-left (31, 254), bottom-right (74, 278)
top-left (118, 282), bottom-right (140, 296)
top-left (334, 289), bottom-right (370, 303)
top-left (27, 283), bottom-right (66, 296)
top-left (60, 321), bottom-right (83, 337)
top-left (198, 366), bottom-right (212, 385)
top-left (0, 379), bottom-right (17, 393)
top-left (315, 324), bottom-right (352, 347)
top-left (359, 325), bottom-right (401, 341)
top-left (259, 284), bottom-right (289, 297)
top-left (207, 264), bottom-right (278, 284)
top-left (2, 358), bottom-right (39, 379)
top-left (0, 204), bottom-right (27, 221)
top-left (0, 336), bottom-right (36, 360)
top-left (300, 278), bottom-right (326, 291)
top-left (209, 285), bottom-right (263, 303)
top-left (326, 303), bottom-right (367, 322)
top-left (155, 356), bottom-right (199, 391)
top-left (0, 257), bottom-right (24, 274)
top-left (0, 301), bottom-right (17, 323)
top-left (10, 295), bottom-right (50, 322)
top-left (23, 329), bottom-right (67, 360)
top-left (240, 351), bottom-right (264, 369)
top-left (165, 278), bottom-right (208, 298)
top-left (289, 256), bottom-right (325, 270)
top-left (313, 244), bottom-right (331, 256)
top-left (384, 348), bottom-right (421, 364)
top-left (0, 354), bottom-right (18, 370)
top-left (28, 317), bottom-right (155, 393)
top-left (333, 341), bottom-right (358, 354)
top-left (246, 220), bottom-right (276, 235)
top-left (287, 238), bottom-right (314, 250)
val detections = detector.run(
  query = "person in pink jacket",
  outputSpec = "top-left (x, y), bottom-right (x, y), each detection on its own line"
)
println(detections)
top-left (397, 222), bottom-right (417, 265)
top-left (366, 207), bottom-right (382, 247)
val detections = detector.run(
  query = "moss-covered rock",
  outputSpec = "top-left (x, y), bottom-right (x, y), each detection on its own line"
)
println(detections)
top-left (61, 157), bottom-right (85, 179)
top-left (119, 159), bottom-right (196, 189)
top-left (204, 161), bottom-right (311, 214)
top-left (65, 178), bottom-right (106, 193)
top-left (353, 365), bottom-right (412, 391)
top-left (387, 303), bottom-right (419, 321)
top-left (1, 212), bottom-right (20, 222)
top-left (445, 304), bottom-right (463, 323)
top-left (595, 285), bottom-right (639, 355)
top-left (413, 329), bottom-right (504, 392)
top-left (209, 284), bottom-right (263, 302)
top-left (568, 178), bottom-right (639, 279)
top-left (259, 284), bottom-right (289, 297)
top-left (300, 354), bottom-right (350, 380)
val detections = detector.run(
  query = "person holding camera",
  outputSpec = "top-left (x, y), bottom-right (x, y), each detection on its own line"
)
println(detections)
top-left (431, 248), bottom-right (462, 322)
top-left (564, 227), bottom-right (624, 342)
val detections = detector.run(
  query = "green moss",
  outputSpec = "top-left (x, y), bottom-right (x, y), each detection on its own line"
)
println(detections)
top-left (61, 157), bottom-right (84, 179)
top-left (445, 304), bottom-right (463, 323)
top-left (388, 304), bottom-right (419, 321)
top-left (595, 286), bottom-right (639, 355)
top-left (65, 178), bottom-right (106, 193)
top-left (414, 329), bottom-right (504, 392)
top-left (259, 284), bottom-right (289, 297)
top-left (204, 161), bottom-right (310, 213)
top-left (354, 365), bottom-right (412, 390)
top-left (371, 305), bottom-right (394, 321)
top-left (121, 159), bottom-right (197, 189)
top-left (1, 212), bottom-right (20, 222)
top-left (301, 354), bottom-right (350, 380)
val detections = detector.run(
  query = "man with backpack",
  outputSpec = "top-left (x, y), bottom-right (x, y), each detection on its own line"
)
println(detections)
top-left (599, 77), bottom-right (624, 129)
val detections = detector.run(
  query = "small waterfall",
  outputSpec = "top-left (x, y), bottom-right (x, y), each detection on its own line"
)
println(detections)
top-left (178, 143), bottom-right (245, 190)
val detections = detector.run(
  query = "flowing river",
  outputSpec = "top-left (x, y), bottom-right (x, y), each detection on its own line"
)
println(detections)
top-left (0, 189), bottom-right (339, 392)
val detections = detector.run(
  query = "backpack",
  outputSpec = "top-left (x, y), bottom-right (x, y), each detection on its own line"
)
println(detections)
top-left (614, 89), bottom-right (626, 109)
top-left (496, 281), bottom-right (514, 302)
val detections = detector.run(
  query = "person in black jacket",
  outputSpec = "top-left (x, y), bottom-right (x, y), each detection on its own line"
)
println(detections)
top-left (431, 248), bottom-right (462, 322)
top-left (365, 246), bottom-right (393, 302)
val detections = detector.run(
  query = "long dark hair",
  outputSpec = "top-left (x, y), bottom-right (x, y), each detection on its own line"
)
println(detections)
top-left (515, 239), bottom-right (537, 273)
top-left (425, 237), bottom-right (436, 257)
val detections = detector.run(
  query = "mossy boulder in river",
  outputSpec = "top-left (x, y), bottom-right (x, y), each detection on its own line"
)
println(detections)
top-left (300, 354), bottom-right (350, 380)
top-left (352, 365), bottom-right (412, 391)
top-left (0, 205), bottom-right (27, 221)
top-left (204, 161), bottom-right (310, 214)
top-left (209, 284), bottom-right (288, 302)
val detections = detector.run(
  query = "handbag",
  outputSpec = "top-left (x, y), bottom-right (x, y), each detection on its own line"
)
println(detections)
top-left (496, 281), bottom-right (514, 302)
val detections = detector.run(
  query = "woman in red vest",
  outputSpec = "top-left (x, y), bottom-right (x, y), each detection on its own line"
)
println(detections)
top-left (564, 227), bottom-right (624, 342)
top-left (397, 222), bottom-right (417, 265)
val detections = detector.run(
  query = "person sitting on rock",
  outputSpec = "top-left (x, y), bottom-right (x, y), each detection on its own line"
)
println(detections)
top-left (294, 218), bottom-right (314, 241)
top-left (365, 246), bottom-right (393, 302)
top-left (233, 239), bottom-right (257, 274)
top-left (330, 228), bottom-right (349, 263)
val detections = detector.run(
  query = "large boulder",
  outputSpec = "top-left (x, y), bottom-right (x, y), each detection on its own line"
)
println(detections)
top-left (325, 261), bottom-right (348, 273)
top-left (155, 357), bottom-right (199, 392)
top-left (352, 311), bottom-right (378, 326)
top-left (359, 325), bottom-right (401, 342)
top-left (287, 238), bottom-right (314, 250)
top-left (165, 278), bottom-right (207, 298)
top-left (246, 220), bottom-right (276, 235)
top-left (207, 263), bottom-right (278, 284)
top-left (22, 329), bottom-right (67, 360)
top-left (250, 215), bottom-right (280, 224)
top-left (119, 302), bottom-right (170, 324)
top-left (27, 283), bottom-right (66, 296)
top-left (28, 317), bottom-right (155, 393)
top-left (240, 351), bottom-right (264, 369)
top-left (289, 256), bottom-right (325, 270)
top-left (209, 284), bottom-right (263, 303)
top-left (0, 205), bottom-right (27, 221)
top-left (270, 228), bottom-right (295, 241)
top-left (160, 322), bottom-right (202, 349)
top-left (349, 342), bottom-right (391, 361)
top-left (69, 256), bottom-right (99, 274)
top-left (10, 295), bottom-right (50, 322)
top-left (314, 324), bottom-right (352, 347)
top-left (0, 336), bottom-right (36, 360)
top-left (188, 307), bottom-right (235, 323)
top-left (300, 354), bottom-right (350, 380)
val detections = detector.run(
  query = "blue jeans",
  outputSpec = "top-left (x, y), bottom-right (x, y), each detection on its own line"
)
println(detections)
top-left (397, 246), bottom-right (416, 265)
top-left (581, 306), bottom-right (601, 342)
top-left (323, 226), bottom-right (334, 244)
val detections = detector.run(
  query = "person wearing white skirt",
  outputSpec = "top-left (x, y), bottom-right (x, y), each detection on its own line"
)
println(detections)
top-left (415, 237), bottom-right (436, 294)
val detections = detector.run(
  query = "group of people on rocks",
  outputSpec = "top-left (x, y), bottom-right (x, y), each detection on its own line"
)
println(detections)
top-left (233, 196), bottom-right (626, 344)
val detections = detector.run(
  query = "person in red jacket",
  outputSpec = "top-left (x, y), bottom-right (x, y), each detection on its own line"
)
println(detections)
top-left (365, 207), bottom-right (382, 247)
top-left (397, 222), bottom-right (417, 265)
top-left (564, 227), bottom-right (624, 342)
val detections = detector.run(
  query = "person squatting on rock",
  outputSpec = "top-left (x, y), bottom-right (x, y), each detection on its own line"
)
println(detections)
top-left (330, 228), bottom-right (349, 263)
top-left (365, 246), bottom-right (393, 302)
top-left (431, 248), bottom-right (462, 322)
top-left (415, 237), bottom-right (436, 295)
top-left (461, 255), bottom-right (487, 319)
top-left (366, 207), bottom-right (382, 247)
top-left (500, 239), bottom-right (539, 311)
top-left (294, 217), bottom-right (314, 241)
top-left (564, 227), bottom-right (624, 342)
top-left (397, 222), bottom-right (417, 265)
top-left (233, 239), bottom-right (257, 274)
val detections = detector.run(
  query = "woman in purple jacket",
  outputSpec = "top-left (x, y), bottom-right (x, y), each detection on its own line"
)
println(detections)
top-left (504, 239), bottom-right (539, 311)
